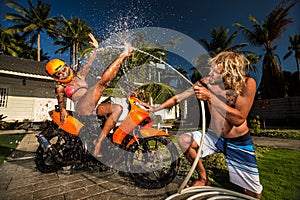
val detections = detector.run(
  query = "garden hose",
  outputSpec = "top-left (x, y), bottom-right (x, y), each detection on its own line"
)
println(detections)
top-left (130, 47), bottom-right (211, 197)
top-left (177, 99), bottom-right (206, 194)
top-left (166, 186), bottom-right (259, 200)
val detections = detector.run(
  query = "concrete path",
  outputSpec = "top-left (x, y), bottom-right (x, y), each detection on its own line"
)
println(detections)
top-left (0, 131), bottom-right (181, 200)
top-left (0, 130), bottom-right (299, 200)
top-left (252, 136), bottom-right (300, 151)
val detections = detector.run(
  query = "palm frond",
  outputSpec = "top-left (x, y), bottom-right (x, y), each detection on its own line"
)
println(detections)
top-left (136, 82), bottom-right (176, 105)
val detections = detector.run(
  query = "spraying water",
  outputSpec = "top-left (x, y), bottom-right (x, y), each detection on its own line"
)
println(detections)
top-left (107, 43), bottom-right (193, 86)
top-left (84, 26), bottom-right (210, 196)
top-left (132, 47), bottom-right (193, 86)
top-left (114, 43), bottom-right (206, 194)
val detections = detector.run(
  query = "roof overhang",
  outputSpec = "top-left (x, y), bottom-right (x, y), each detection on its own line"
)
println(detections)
top-left (0, 69), bottom-right (53, 80)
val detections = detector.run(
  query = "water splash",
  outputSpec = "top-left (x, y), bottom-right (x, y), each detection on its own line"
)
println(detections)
top-left (95, 43), bottom-right (190, 85)
top-left (79, 27), bottom-right (214, 175)
top-left (132, 47), bottom-right (193, 86)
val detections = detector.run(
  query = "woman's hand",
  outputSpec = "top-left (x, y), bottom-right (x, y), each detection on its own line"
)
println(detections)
top-left (60, 108), bottom-right (68, 124)
top-left (89, 33), bottom-right (99, 49)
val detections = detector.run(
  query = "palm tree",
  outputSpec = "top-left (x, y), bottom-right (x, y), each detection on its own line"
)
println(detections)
top-left (245, 53), bottom-right (260, 74)
top-left (0, 24), bottom-right (49, 60)
top-left (5, 0), bottom-right (57, 61)
top-left (198, 26), bottom-right (249, 56)
top-left (136, 82), bottom-right (176, 105)
top-left (283, 34), bottom-right (300, 78)
top-left (50, 16), bottom-right (93, 69)
top-left (0, 25), bottom-right (20, 56)
top-left (190, 66), bottom-right (202, 83)
top-left (194, 26), bottom-right (257, 81)
top-left (18, 44), bottom-right (49, 61)
top-left (234, 0), bottom-right (298, 99)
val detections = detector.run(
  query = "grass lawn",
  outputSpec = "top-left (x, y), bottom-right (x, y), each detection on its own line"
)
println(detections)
top-left (257, 148), bottom-right (300, 200)
top-left (0, 134), bottom-right (25, 166)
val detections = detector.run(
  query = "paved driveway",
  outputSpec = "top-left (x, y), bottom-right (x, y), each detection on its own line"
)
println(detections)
top-left (1, 131), bottom-right (299, 199)
top-left (1, 132), bottom-right (180, 199)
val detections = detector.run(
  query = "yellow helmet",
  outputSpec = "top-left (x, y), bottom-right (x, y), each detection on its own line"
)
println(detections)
top-left (45, 59), bottom-right (74, 83)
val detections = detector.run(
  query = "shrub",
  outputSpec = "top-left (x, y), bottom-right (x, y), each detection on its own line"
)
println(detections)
top-left (249, 115), bottom-right (261, 133)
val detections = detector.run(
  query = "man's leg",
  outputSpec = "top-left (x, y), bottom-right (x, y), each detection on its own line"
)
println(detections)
top-left (217, 133), bottom-right (263, 199)
top-left (178, 133), bottom-right (210, 186)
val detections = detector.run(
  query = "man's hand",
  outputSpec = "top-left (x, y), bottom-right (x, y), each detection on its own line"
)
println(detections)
top-left (148, 106), bottom-right (156, 113)
top-left (193, 83), bottom-right (211, 101)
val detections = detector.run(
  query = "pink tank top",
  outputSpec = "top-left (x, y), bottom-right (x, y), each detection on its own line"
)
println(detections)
top-left (65, 81), bottom-right (88, 99)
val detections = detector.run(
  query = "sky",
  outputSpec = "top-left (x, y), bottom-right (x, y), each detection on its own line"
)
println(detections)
top-left (0, 0), bottom-right (299, 84)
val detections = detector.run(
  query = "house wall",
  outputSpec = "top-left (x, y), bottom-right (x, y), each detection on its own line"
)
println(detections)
top-left (0, 75), bottom-right (57, 122)
top-left (0, 75), bottom-right (55, 98)
top-left (2, 96), bottom-right (57, 122)
top-left (249, 96), bottom-right (300, 128)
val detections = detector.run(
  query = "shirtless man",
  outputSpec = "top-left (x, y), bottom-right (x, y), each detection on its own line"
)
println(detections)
top-left (150, 51), bottom-right (262, 199)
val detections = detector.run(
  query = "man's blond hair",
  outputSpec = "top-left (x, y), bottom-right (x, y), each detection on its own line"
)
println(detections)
top-left (208, 51), bottom-right (249, 96)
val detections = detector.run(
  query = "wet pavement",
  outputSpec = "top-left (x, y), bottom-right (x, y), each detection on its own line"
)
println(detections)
top-left (1, 130), bottom-right (299, 200)
top-left (0, 131), bottom-right (181, 200)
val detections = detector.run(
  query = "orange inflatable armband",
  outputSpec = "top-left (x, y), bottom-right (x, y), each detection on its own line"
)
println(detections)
top-left (49, 110), bottom-right (84, 136)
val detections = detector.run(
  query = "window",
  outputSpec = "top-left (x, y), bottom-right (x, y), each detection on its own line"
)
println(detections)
top-left (0, 88), bottom-right (9, 108)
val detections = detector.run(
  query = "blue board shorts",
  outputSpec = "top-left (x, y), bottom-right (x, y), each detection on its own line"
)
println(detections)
top-left (186, 130), bottom-right (263, 194)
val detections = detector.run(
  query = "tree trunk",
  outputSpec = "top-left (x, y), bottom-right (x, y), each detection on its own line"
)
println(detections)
top-left (72, 43), bottom-right (76, 68)
top-left (260, 52), bottom-right (285, 99)
top-left (37, 33), bottom-right (40, 62)
top-left (295, 55), bottom-right (300, 80)
top-left (69, 48), bottom-right (72, 66)
top-left (75, 41), bottom-right (79, 70)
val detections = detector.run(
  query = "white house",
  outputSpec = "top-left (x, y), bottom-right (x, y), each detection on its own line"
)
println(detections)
top-left (0, 54), bottom-right (61, 122)
top-left (0, 55), bottom-right (177, 124)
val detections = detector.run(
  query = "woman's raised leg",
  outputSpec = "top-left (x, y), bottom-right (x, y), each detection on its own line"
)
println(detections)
top-left (93, 103), bottom-right (123, 157)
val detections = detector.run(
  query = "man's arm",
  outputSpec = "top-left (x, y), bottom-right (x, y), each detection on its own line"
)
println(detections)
top-left (210, 78), bottom-right (256, 126)
top-left (151, 87), bottom-right (195, 112)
